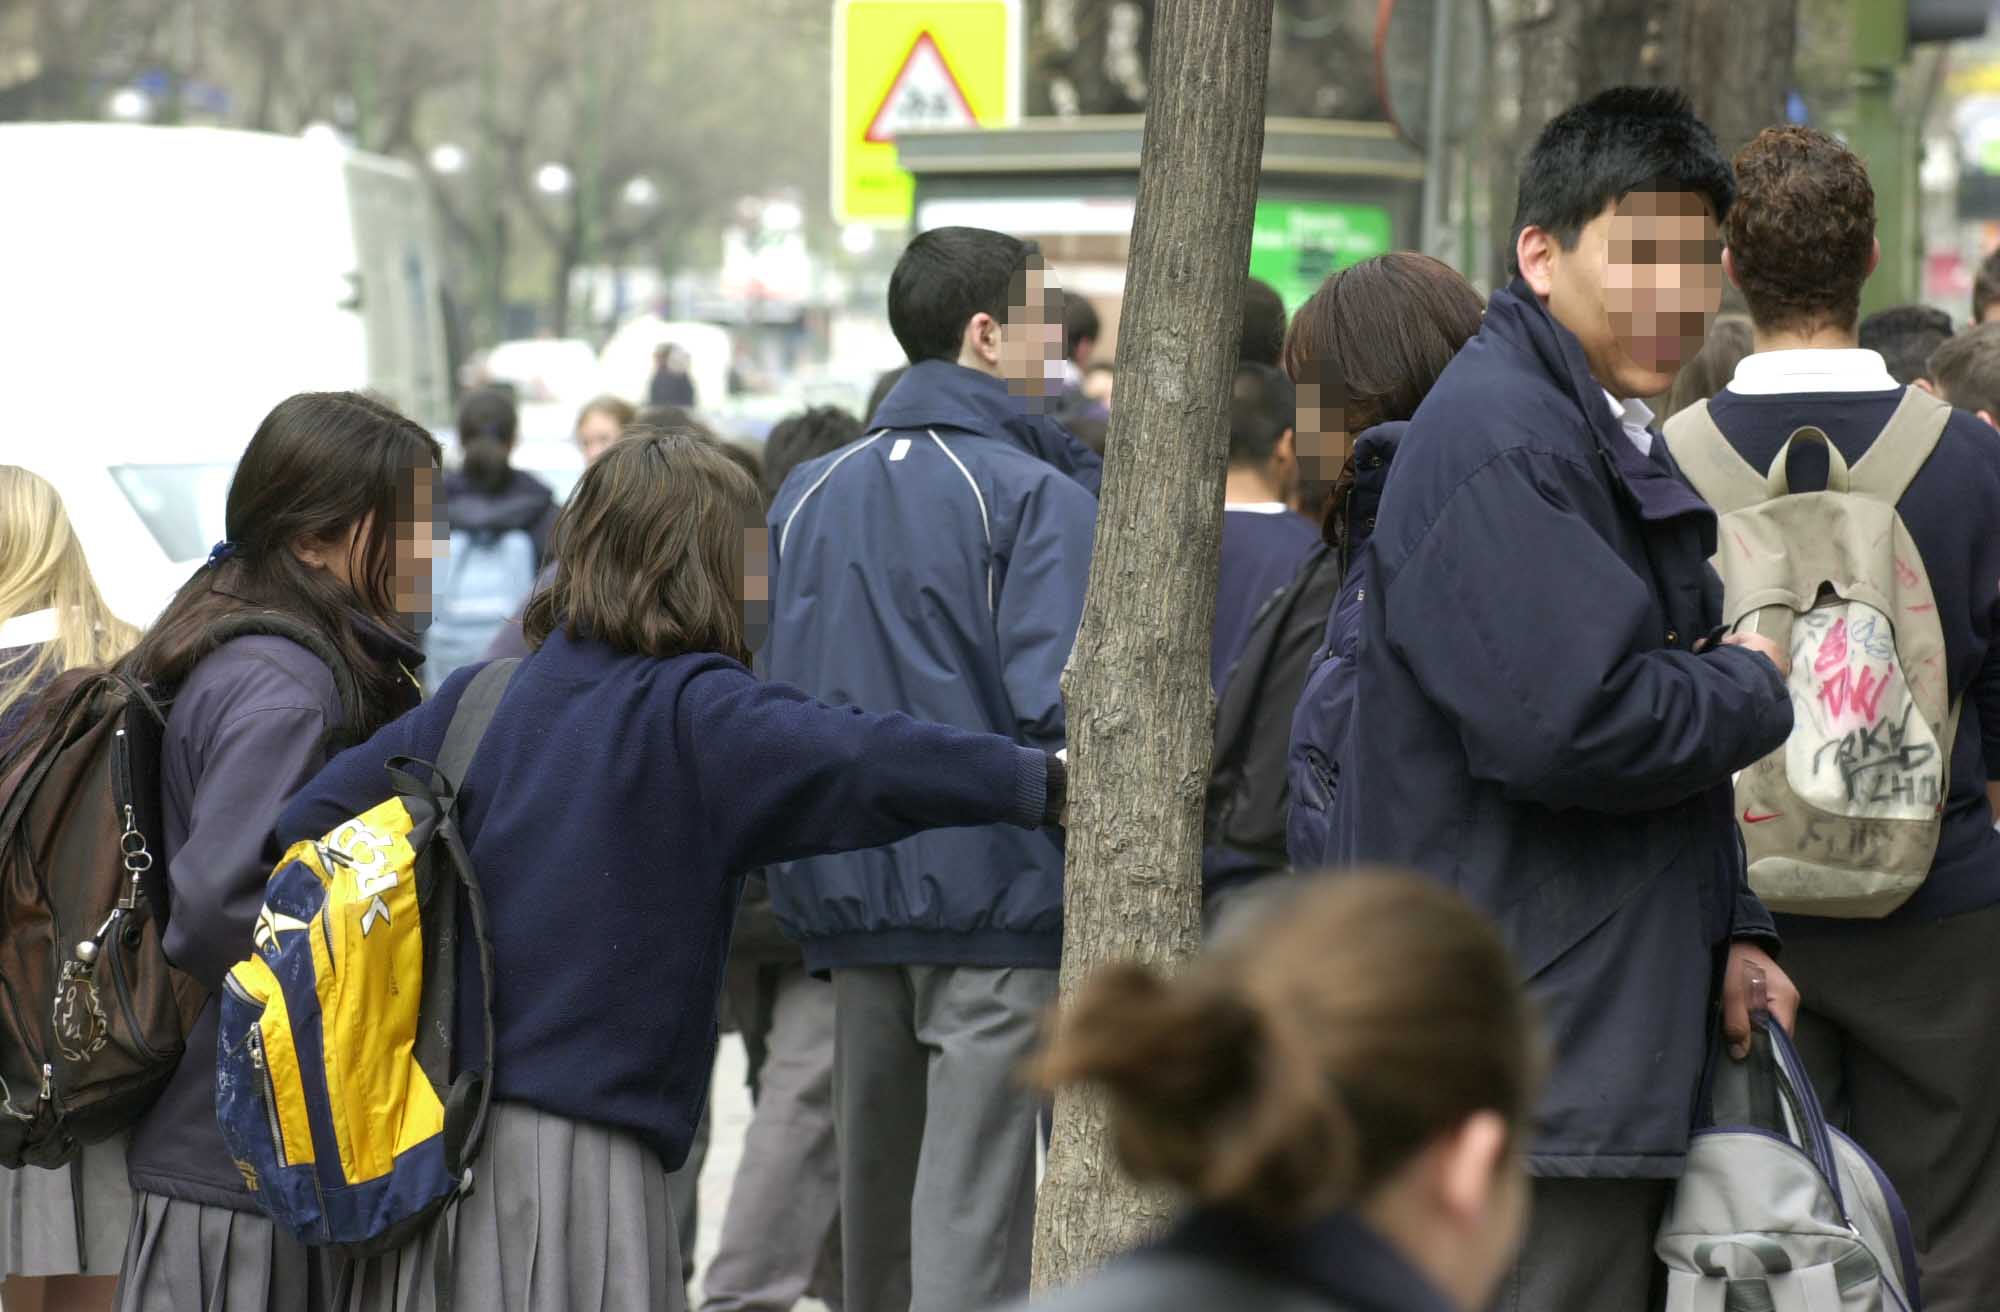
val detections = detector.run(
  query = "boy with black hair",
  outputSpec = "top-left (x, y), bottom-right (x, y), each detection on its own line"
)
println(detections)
top-left (1213, 363), bottom-right (1316, 691)
top-left (1928, 322), bottom-right (2000, 430)
top-left (1239, 276), bottom-right (1288, 368)
top-left (1061, 293), bottom-right (1100, 375)
top-left (764, 226), bottom-right (1097, 1312)
top-left (1670, 123), bottom-right (2000, 1311)
top-left (1859, 303), bottom-right (1955, 388)
top-left (1337, 87), bottom-right (1797, 1311)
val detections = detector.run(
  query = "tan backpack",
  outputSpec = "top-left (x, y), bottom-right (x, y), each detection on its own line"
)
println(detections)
top-left (1665, 388), bottom-right (1955, 917)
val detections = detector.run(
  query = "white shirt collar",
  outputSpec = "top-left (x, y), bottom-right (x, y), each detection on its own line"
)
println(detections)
top-left (1726, 348), bottom-right (1900, 396)
top-left (1602, 389), bottom-right (1657, 457)
top-left (0, 609), bottom-right (58, 649)
top-left (1223, 501), bottom-right (1292, 515)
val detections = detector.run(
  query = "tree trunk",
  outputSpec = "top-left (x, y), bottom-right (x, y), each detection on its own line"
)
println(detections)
top-left (1651, 0), bottom-right (1799, 160)
top-left (1031, 0), bottom-right (1274, 1292)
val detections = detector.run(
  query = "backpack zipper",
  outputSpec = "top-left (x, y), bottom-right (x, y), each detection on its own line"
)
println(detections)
top-left (102, 936), bottom-right (163, 1064)
top-left (223, 975), bottom-right (289, 1167)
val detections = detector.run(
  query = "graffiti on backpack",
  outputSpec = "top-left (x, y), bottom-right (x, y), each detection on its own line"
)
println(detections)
top-left (1809, 702), bottom-right (1939, 809)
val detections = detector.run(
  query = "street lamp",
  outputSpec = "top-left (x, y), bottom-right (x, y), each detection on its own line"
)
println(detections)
top-left (107, 88), bottom-right (152, 122)
top-left (761, 199), bottom-right (804, 233)
top-left (535, 163), bottom-right (574, 196)
top-left (429, 142), bottom-right (468, 175)
top-left (841, 223), bottom-right (878, 256)
top-left (622, 176), bottom-right (659, 208)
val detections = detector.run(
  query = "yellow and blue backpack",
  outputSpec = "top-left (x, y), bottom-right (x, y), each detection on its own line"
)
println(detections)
top-left (215, 659), bottom-right (515, 1257)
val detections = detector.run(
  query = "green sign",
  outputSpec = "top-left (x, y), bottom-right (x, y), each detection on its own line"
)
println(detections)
top-left (1248, 201), bottom-right (1394, 313)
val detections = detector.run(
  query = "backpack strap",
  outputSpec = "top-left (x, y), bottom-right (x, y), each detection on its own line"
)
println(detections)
top-left (1846, 384), bottom-right (1952, 506)
top-left (436, 658), bottom-right (519, 801)
top-left (1662, 400), bottom-right (1769, 515)
top-left (402, 657), bottom-right (516, 1312)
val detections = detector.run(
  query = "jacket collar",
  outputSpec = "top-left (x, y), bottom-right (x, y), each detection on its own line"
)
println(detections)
top-left (1156, 1207), bottom-right (1458, 1312)
top-left (1484, 279), bottom-right (1714, 539)
top-left (871, 360), bottom-right (1103, 494)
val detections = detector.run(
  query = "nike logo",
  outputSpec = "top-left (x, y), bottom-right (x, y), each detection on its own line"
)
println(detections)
top-left (1742, 809), bottom-right (1782, 824)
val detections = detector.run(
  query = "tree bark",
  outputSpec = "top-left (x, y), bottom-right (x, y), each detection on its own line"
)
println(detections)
top-left (1650, 0), bottom-right (1799, 161)
top-left (1031, 0), bottom-right (1273, 1292)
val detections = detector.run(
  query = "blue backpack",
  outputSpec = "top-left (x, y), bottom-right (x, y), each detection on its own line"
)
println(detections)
top-left (424, 529), bottom-right (538, 694)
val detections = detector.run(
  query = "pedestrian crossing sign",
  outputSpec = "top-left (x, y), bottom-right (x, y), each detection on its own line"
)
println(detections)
top-left (834, 1), bottom-right (1019, 227)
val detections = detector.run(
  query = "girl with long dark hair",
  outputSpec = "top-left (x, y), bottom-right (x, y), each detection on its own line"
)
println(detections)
top-left (116, 391), bottom-right (441, 1312)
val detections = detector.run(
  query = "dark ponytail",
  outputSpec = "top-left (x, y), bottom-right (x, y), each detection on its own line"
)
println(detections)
top-left (458, 387), bottom-right (519, 495)
top-left (1034, 872), bottom-right (1541, 1224)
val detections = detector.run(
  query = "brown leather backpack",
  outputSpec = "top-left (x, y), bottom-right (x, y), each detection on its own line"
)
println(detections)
top-left (0, 668), bottom-right (205, 1167)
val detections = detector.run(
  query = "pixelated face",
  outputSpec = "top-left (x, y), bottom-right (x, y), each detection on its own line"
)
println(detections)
top-left (1545, 191), bottom-right (1723, 397)
top-left (998, 260), bottom-right (1066, 401)
top-left (393, 464), bottom-right (443, 622)
top-left (1292, 368), bottom-right (1351, 495)
top-left (741, 522), bottom-right (769, 653)
top-left (577, 409), bottom-right (624, 465)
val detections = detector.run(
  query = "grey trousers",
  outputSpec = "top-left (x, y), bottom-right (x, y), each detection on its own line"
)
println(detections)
top-left (700, 965), bottom-right (842, 1312)
top-left (832, 965), bottom-right (1055, 1312)
top-left (1783, 902), bottom-right (2000, 1312)
top-left (1493, 1177), bottom-right (1671, 1312)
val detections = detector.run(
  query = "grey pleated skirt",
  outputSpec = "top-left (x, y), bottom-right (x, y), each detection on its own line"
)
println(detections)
top-left (117, 1190), bottom-right (341, 1312)
top-left (339, 1101), bottom-right (682, 1312)
top-left (0, 1136), bottom-right (133, 1277)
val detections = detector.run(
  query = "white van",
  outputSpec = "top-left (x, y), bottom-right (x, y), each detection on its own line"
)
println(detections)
top-left (0, 123), bottom-right (452, 625)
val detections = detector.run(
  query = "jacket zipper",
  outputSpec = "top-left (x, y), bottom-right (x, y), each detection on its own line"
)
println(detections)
top-left (224, 976), bottom-right (288, 1166)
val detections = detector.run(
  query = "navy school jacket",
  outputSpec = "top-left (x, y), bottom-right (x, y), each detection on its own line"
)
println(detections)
top-left (129, 624), bottom-right (422, 1209)
top-left (762, 360), bottom-right (1098, 972)
top-left (1335, 279), bottom-right (1794, 1178)
top-left (1286, 422), bottom-right (1406, 870)
top-left (275, 632), bottom-right (1057, 1170)
top-left (1014, 1209), bottom-right (1453, 1312)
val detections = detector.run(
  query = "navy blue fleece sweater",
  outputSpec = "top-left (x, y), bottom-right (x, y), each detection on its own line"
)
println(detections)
top-left (1706, 386), bottom-right (2000, 922)
top-left (275, 629), bottom-right (1053, 1169)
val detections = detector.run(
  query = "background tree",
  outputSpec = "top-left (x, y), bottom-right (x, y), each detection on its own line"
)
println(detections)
top-left (1032, 0), bottom-right (1276, 1289)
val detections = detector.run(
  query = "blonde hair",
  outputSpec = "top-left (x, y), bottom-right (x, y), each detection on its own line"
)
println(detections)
top-left (0, 467), bottom-right (139, 728)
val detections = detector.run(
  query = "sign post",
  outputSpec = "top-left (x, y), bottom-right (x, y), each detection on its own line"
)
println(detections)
top-left (832, 0), bottom-right (1019, 228)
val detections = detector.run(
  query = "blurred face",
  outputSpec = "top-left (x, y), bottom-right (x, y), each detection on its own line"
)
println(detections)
top-left (288, 465), bottom-right (439, 625)
top-left (741, 522), bottom-right (769, 654)
top-left (394, 465), bottom-right (443, 621)
top-left (1368, 1113), bottom-right (1532, 1312)
top-left (1520, 190), bottom-right (1723, 398)
top-left (577, 408), bottom-right (624, 465)
top-left (960, 259), bottom-right (1065, 399)
top-left (1291, 369), bottom-right (1351, 494)
top-left (998, 263), bottom-right (1065, 397)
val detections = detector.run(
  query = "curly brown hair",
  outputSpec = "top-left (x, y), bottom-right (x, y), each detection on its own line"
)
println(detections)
top-left (1726, 126), bottom-right (1876, 336)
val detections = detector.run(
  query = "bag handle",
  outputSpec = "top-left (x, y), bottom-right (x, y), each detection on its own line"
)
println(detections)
top-left (1766, 427), bottom-right (1850, 497)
